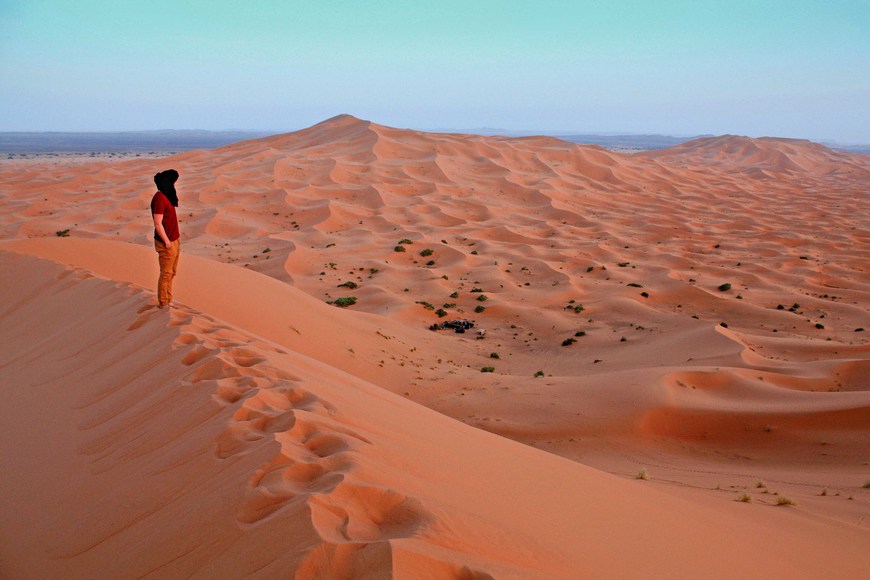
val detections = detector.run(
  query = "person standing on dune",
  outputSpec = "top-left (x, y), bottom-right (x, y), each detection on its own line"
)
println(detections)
top-left (150, 169), bottom-right (180, 308)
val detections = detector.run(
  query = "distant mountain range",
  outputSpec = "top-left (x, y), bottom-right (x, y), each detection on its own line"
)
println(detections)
top-left (1, 128), bottom-right (868, 155)
top-left (0, 130), bottom-right (274, 153)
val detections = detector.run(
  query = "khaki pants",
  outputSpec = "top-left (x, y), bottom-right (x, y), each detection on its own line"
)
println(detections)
top-left (155, 238), bottom-right (180, 306)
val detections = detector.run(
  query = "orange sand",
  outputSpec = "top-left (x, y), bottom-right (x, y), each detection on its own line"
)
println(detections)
top-left (1, 115), bottom-right (868, 578)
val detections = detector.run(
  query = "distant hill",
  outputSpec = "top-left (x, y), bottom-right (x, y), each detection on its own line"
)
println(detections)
top-left (557, 134), bottom-right (709, 150)
top-left (0, 130), bottom-right (273, 153)
top-left (1, 127), bottom-right (867, 155)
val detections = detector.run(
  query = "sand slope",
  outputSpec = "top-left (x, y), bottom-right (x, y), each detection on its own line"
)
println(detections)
top-left (1, 115), bottom-right (869, 577)
top-left (2, 246), bottom-right (868, 579)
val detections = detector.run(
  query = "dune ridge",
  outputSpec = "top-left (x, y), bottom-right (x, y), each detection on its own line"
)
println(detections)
top-left (1, 115), bottom-right (868, 577)
top-left (2, 249), bottom-right (869, 578)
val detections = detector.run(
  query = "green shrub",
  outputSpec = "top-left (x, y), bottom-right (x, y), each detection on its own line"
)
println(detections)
top-left (562, 338), bottom-right (576, 346)
top-left (481, 366), bottom-right (495, 373)
top-left (435, 309), bottom-right (447, 318)
top-left (476, 294), bottom-right (488, 302)
top-left (420, 248), bottom-right (434, 257)
top-left (55, 229), bottom-right (70, 237)
top-left (718, 283), bottom-right (732, 292)
top-left (398, 238), bottom-right (413, 244)
top-left (332, 297), bottom-right (357, 308)
top-left (394, 245), bottom-right (406, 252)
top-left (490, 352), bottom-right (500, 359)
top-left (474, 305), bottom-right (486, 313)
top-left (534, 370), bottom-right (545, 378)
top-left (337, 281), bottom-right (358, 289)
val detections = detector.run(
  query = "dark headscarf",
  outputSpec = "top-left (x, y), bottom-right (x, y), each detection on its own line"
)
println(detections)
top-left (154, 169), bottom-right (179, 207)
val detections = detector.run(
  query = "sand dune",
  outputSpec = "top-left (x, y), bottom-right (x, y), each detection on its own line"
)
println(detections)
top-left (1, 115), bottom-right (868, 577)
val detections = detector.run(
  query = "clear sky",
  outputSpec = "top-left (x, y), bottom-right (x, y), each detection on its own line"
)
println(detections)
top-left (1, 0), bottom-right (868, 142)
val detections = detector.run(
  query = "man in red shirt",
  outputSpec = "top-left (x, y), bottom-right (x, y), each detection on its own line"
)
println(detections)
top-left (150, 169), bottom-right (180, 307)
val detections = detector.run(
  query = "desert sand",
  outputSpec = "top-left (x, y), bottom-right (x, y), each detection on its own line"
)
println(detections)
top-left (1, 115), bottom-right (868, 578)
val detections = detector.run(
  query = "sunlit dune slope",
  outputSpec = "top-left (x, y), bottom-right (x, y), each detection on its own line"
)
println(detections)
top-left (2, 248), bottom-right (868, 579)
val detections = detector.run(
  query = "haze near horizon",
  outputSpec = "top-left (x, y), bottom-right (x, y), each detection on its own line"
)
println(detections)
top-left (1, 0), bottom-right (868, 143)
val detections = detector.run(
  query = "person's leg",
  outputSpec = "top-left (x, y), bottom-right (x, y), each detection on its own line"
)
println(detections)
top-left (167, 239), bottom-right (180, 303)
top-left (155, 239), bottom-right (174, 306)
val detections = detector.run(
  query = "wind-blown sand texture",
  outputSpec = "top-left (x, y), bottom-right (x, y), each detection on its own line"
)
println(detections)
top-left (1, 115), bottom-right (868, 578)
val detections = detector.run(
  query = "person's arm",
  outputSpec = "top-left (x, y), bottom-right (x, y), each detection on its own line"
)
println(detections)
top-left (152, 213), bottom-right (172, 247)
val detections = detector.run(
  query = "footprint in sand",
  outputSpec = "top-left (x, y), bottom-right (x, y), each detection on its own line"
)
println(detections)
top-left (146, 298), bottom-right (429, 551)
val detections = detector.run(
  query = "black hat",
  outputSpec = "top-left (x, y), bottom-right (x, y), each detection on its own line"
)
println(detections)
top-left (154, 169), bottom-right (179, 207)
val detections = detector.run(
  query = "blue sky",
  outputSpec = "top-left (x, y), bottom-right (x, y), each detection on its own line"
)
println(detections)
top-left (1, 0), bottom-right (868, 142)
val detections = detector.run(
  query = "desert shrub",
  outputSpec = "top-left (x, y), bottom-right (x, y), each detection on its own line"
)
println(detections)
top-left (815, 323), bottom-right (825, 329)
top-left (55, 229), bottom-right (70, 237)
top-left (476, 294), bottom-right (488, 302)
top-left (575, 331), bottom-right (586, 337)
top-left (416, 301), bottom-right (435, 310)
top-left (262, 247), bottom-right (271, 253)
top-left (435, 309), bottom-right (448, 318)
top-left (481, 366), bottom-right (495, 373)
top-left (636, 469), bottom-right (649, 480)
top-left (718, 283), bottom-right (732, 291)
top-left (627, 283), bottom-right (643, 288)
top-left (776, 496), bottom-right (797, 506)
top-left (449, 291), bottom-right (459, 299)
top-left (337, 281), bottom-right (358, 289)
top-left (474, 305), bottom-right (485, 313)
top-left (641, 292), bottom-right (649, 298)
top-left (470, 287), bottom-right (484, 293)
top-left (562, 338), bottom-right (576, 346)
top-left (420, 248), bottom-right (434, 257)
top-left (490, 352), bottom-right (500, 359)
top-left (443, 303), bottom-right (456, 309)
top-left (534, 370), bottom-right (545, 378)
top-left (394, 245), bottom-right (406, 252)
top-left (332, 297), bottom-right (357, 308)
top-left (737, 493), bottom-right (751, 503)
top-left (426, 260), bottom-right (435, 266)
top-left (398, 238), bottom-right (413, 244)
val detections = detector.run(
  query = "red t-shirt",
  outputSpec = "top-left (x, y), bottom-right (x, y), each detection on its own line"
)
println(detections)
top-left (150, 192), bottom-right (179, 242)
